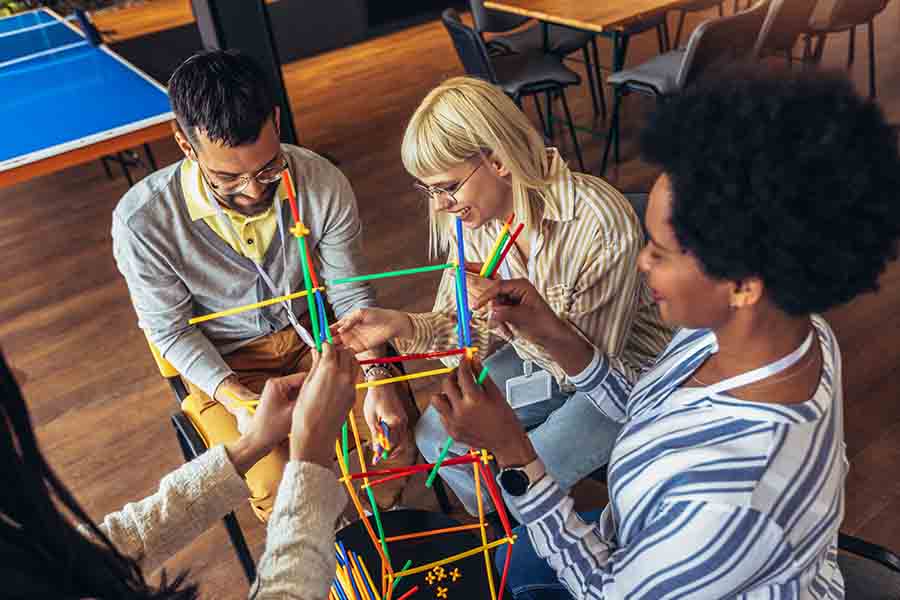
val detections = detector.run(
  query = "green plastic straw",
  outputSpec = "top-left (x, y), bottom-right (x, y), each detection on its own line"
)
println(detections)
top-left (365, 486), bottom-right (392, 564)
top-left (330, 263), bottom-right (455, 286)
top-left (394, 559), bottom-right (413, 585)
top-left (295, 237), bottom-right (322, 351)
top-left (426, 435), bottom-right (454, 488)
top-left (477, 364), bottom-right (490, 385)
top-left (482, 231), bottom-right (509, 280)
top-left (341, 422), bottom-right (349, 466)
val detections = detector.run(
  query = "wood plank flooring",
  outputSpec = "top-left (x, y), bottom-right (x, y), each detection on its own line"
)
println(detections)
top-left (1, 6), bottom-right (898, 598)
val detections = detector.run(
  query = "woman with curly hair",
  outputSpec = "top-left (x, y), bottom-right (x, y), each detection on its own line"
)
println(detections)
top-left (431, 68), bottom-right (900, 598)
top-left (335, 76), bottom-right (672, 517)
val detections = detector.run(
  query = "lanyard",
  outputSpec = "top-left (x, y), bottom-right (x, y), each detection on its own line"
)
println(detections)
top-left (206, 185), bottom-right (315, 348)
top-left (681, 329), bottom-right (815, 402)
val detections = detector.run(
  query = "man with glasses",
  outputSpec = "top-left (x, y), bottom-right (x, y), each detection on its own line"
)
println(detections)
top-left (112, 50), bottom-right (416, 522)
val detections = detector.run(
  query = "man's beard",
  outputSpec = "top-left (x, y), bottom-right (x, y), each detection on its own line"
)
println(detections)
top-left (216, 181), bottom-right (279, 216)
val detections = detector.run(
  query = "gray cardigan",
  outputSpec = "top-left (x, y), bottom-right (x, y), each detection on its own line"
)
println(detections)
top-left (112, 145), bottom-right (375, 396)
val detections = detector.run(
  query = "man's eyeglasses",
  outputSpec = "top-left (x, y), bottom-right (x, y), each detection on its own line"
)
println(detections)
top-left (413, 161), bottom-right (482, 207)
top-left (190, 143), bottom-right (288, 196)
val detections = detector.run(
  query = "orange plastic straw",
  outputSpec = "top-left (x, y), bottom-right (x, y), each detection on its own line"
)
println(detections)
top-left (335, 440), bottom-right (391, 571)
top-left (384, 522), bottom-right (483, 543)
top-left (474, 459), bottom-right (498, 600)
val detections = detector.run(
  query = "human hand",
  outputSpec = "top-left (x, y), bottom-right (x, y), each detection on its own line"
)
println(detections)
top-left (290, 343), bottom-right (359, 467)
top-left (473, 278), bottom-right (564, 345)
top-left (363, 382), bottom-right (409, 463)
top-left (431, 359), bottom-right (536, 468)
top-left (333, 308), bottom-right (414, 353)
top-left (226, 372), bottom-right (306, 475)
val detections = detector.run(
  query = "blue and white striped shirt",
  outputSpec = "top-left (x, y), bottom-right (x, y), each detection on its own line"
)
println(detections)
top-left (513, 314), bottom-right (847, 599)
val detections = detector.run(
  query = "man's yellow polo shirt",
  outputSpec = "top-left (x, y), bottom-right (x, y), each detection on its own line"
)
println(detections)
top-left (180, 159), bottom-right (288, 263)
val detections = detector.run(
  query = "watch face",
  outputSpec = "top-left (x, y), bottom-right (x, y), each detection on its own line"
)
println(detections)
top-left (499, 469), bottom-right (529, 496)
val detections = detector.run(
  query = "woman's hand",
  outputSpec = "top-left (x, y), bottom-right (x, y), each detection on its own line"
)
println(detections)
top-left (431, 360), bottom-right (536, 468)
top-left (290, 344), bottom-right (360, 467)
top-left (333, 308), bottom-right (414, 353)
top-left (226, 372), bottom-right (306, 475)
top-left (363, 384), bottom-right (410, 461)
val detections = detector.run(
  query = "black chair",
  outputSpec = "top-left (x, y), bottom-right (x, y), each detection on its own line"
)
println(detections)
top-left (143, 337), bottom-right (257, 584)
top-left (838, 532), bottom-right (900, 598)
top-left (601, 2), bottom-right (769, 175)
top-left (803, 0), bottom-right (889, 98)
top-left (752, 0), bottom-right (820, 61)
top-left (671, 0), bottom-right (727, 48)
top-left (469, 0), bottom-right (605, 120)
top-left (442, 9), bottom-right (585, 172)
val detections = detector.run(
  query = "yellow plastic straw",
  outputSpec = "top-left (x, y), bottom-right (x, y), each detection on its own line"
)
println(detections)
top-left (348, 409), bottom-right (393, 566)
top-left (189, 287), bottom-right (323, 324)
top-left (355, 367), bottom-right (453, 390)
top-left (335, 440), bottom-right (392, 572)
top-left (480, 222), bottom-right (512, 277)
top-left (475, 459), bottom-right (498, 600)
top-left (360, 556), bottom-right (383, 600)
top-left (392, 537), bottom-right (514, 579)
top-left (351, 562), bottom-right (372, 600)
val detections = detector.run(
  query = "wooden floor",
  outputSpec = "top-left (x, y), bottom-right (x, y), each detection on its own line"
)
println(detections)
top-left (2, 6), bottom-right (899, 598)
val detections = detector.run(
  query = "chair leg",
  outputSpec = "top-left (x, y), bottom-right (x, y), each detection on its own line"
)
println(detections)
top-left (558, 89), bottom-right (585, 172)
top-left (589, 37), bottom-right (607, 120)
top-left (117, 152), bottom-right (135, 187)
top-left (674, 11), bottom-right (687, 48)
top-left (223, 511), bottom-right (257, 584)
top-left (100, 157), bottom-right (113, 179)
top-left (531, 94), bottom-right (549, 140)
top-left (601, 87), bottom-right (623, 176)
top-left (581, 45), bottom-right (602, 119)
top-left (867, 19), bottom-right (876, 98)
top-left (544, 90), bottom-right (556, 142)
top-left (143, 143), bottom-right (158, 171)
top-left (847, 26), bottom-right (855, 68)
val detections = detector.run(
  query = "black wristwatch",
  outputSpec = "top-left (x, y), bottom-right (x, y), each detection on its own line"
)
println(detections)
top-left (497, 458), bottom-right (545, 497)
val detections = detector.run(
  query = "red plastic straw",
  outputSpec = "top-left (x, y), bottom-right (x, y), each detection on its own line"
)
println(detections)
top-left (497, 540), bottom-right (513, 600)
top-left (395, 586), bottom-right (419, 600)
top-left (478, 461), bottom-right (512, 537)
top-left (348, 454), bottom-right (480, 481)
top-left (358, 348), bottom-right (468, 365)
top-left (361, 470), bottom-right (416, 489)
top-left (488, 222), bottom-right (524, 279)
top-left (280, 170), bottom-right (300, 223)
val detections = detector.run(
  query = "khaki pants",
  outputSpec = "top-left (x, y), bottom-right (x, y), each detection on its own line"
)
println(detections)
top-left (183, 326), bottom-right (418, 522)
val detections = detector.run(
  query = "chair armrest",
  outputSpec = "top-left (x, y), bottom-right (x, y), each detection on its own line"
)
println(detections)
top-left (839, 532), bottom-right (900, 573)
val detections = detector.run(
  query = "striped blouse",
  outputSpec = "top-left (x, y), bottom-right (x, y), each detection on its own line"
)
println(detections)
top-left (513, 314), bottom-right (847, 599)
top-left (395, 149), bottom-right (672, 386)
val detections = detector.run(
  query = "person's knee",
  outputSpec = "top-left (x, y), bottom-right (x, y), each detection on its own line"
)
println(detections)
top-left (414, 406), bottom-right (447, 462)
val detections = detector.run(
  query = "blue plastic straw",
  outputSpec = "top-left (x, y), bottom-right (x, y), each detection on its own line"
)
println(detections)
top-left (454, 271), bottom-right (465, 348)
top-left (352, 551), bottom-right (378, 600)
top-left (332, 578), bottom-right (349, 600)
top-left (455, 217), bottom-right (472, 347)
top-left (315, 291), bottom-right (329, 343)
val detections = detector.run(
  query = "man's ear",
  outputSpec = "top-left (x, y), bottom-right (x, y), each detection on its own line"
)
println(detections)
top-left (728, 277), bottom-right (764, 309)
top-left (172, 123), bottom-right (195, 161)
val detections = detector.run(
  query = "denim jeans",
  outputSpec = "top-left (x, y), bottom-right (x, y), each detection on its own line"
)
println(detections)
top-left (494, 510), bottom-right (603, 600)
top-left (414, 344), bottom-right (621, 517)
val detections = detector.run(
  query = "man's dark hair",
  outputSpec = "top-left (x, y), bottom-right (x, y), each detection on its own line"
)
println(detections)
top-left (640, 65), bottom-right (900, 316)
top-left (168, 49), bottom-right (276, 147)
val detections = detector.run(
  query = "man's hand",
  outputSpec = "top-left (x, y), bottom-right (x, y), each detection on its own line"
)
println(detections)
top-left (363, 383), bottom-right (409, 462)
top-left (225, 372), bottom-right (306, 476)
top-left (290, 343), bottom-right (360, 467)
top-left (333, 308), bottom-right (414, 353)
top-left (431, 359), bottom-right (536, 469)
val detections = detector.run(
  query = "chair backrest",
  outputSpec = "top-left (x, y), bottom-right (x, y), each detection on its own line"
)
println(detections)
top-left (469, 0), bottom-right (531, 33)
top-left (143, 332), bottom-right (180, 379)
top-left (829, 0), bottom-right (890, 26)
top-left (676, 0), bottom-right (770, 89)
top-left (754, 0), bottom-right (820, 57)
top-left (442, 9), bottom-right (498, 83)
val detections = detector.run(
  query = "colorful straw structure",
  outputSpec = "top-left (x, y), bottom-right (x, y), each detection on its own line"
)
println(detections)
top-left (331, 263), bottom-right (455, 286)
top-left (188, 288), bottom-right (322, 324)
top-left (480, 213), bottom-right (515, 277)
top-left (487, 222), bottom-right (524, 279)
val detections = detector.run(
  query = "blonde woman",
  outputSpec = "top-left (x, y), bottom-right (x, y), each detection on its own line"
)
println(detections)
top-left (336, 77), bottom-right (671, 515)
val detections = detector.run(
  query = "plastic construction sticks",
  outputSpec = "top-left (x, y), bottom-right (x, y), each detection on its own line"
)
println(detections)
top-left (282, 169), bottom-right (323, 351)
top-left (425, 436), bottom-right (455, 488)
top-left (476, 364), bottom-right (491, 385)
top-left (188, 288), bottom-right (322, 324)
top-left (391, 537), bottom-right (513, 579)
top-left (487, 222), bottom-right (524, 280)
top-left (474, 457), bottom-right (498, 600)
top-left (383, 522), bottom-right (483, 543)
top-left (348, 409), bottom-right (392, 565)
top-left (481, 213), bottom-right (515, 277)
top-left (394, 586), bottom-right (419, 600)
top-left (346, 453), bottom-right (481, 481)
top-left (455, 217), bottom-right (473, 347)
top-left (355, 367), bottom-right (453, 391)
top-left (358, 348), bottom-right (470, 366)
top-left (331, 263), bottom-right (455, 286)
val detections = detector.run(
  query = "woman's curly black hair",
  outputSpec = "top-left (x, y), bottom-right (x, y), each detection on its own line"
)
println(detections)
top-left (640, 66), bottom-right (900, 316)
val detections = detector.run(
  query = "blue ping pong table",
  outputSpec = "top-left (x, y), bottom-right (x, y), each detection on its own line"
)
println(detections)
top-left (0, 8), bottom-right (173, 187)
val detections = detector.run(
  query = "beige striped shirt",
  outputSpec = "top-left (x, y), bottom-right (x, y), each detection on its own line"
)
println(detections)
top-left (395, 150), bottom-right (672, 389)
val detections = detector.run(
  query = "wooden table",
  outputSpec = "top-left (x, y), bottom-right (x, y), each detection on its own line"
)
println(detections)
top-left (483, 0), bottom-right (690, 69)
